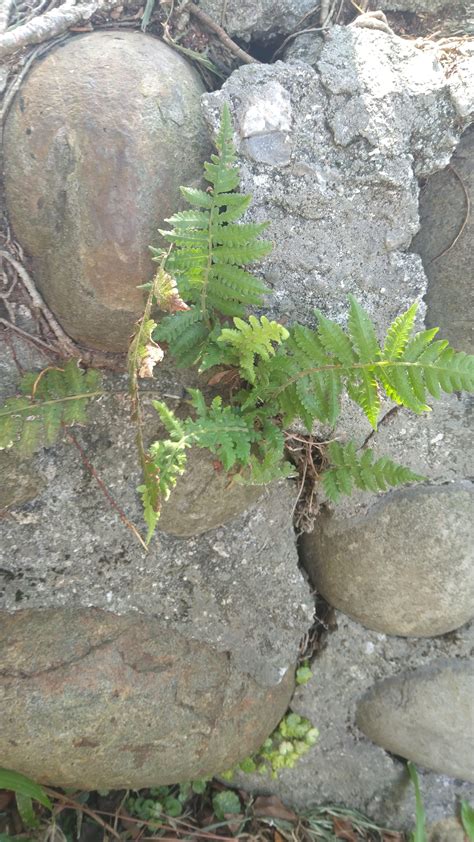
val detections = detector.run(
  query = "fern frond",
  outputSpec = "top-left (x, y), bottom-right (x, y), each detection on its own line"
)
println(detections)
top-left (263, 299), bottom-right (474, 431)
top-left (158, 103), bottom-right (271, 362)
top-left (0, 362), bottom-right (101, 456)
top-left (216, 316), bottom-right (289, 384)
top-left (153, 307), bottom-right (209, 367)
top-left (322, 441), bottom-right (425, 503)
top-left (183, 389), bottom-right (258, 470)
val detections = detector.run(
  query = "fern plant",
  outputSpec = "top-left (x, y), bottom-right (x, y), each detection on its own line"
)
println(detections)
top-left (0, 361), bottom-right (101, 457)
top-left (1, 105), bottom-right (473, 545)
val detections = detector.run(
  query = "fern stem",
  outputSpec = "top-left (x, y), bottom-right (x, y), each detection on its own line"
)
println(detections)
top-left (201, 199), bottom-right (216, 329)
top-left (0, 390), bottom-right (104, 418)
top-left (270, 358), bottom-right (466, 399)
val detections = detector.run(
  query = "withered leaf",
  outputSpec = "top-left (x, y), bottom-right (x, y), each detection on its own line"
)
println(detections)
top-left (138, 342), bottom-right (164, 378)
top-left (253, 796), bottom-right (297, 822)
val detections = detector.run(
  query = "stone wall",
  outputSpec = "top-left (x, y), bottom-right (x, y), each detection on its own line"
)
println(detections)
top-left (0, 13), bottom-right (473, 830)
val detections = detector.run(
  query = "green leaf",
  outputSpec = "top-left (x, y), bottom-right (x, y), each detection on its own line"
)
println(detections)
top-left (212, 790), bottom-right (241, 820)
top-left (0, 768), bottom-right (52, 810)
top-left (15, 794), bottom-right (39, 829)
top-left (296, 665), bottom-right (313, 685)
top-left (408, 762), bottom-right (427, 842)
top-left (383, 301), bottom-right (418, 359)
top-left (461, 801), bottom-right (474, 841)
top-left (348, 295), bottom-right (380, 363)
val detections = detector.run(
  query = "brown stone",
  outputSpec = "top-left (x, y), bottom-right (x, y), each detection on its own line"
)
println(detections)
top-left (4, 32), bottom-right (209, 352)
top-left (0, 608), bottom-right (295, 789)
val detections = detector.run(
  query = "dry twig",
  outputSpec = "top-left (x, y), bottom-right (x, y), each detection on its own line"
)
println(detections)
top-left (184, 0), bottom-right (259, 64)
top-left (0, 0), bottom-right (122, 59)
top-left (63, 429), bottom-right (149, 552)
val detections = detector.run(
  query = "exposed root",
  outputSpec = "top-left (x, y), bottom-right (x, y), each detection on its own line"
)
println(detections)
top-left (285, 432), bottom-right (331, 534)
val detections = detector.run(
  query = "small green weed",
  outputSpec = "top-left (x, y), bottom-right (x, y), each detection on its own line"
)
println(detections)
top-left (461, 800), bottom-right (474, 841)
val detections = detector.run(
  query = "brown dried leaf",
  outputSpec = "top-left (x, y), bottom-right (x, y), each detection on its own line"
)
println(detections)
top-left (0, 789), bottom-right (14, 810)
top-left (138, 343), bottom-right (164, 378)
top-left (253, 796), bottom-right (298, 822)
top-left (207, 368), bottom-right (239, 386)
top-left (332, 817), bottom-right (357, 842)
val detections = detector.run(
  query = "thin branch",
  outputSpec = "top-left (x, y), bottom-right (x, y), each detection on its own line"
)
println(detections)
top-left (271, 25), bottom-right (323, 61)
top-left (184, 1), bottom-right (259, 64)
top-left (64, 428), bottom-right (149, 552)
top-left (0, 0), bottom-right (122, 59)
top-left (0, 250), bottom-right (78, 355)
top-left (0, 317), bottom-right (58, 353)
top-left (430, 163), bottom-right (470, 263)
top-left (44, 790), bottom-right (121, 840)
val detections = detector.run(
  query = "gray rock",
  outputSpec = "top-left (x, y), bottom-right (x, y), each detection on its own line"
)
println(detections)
top-left (159, 447), bottom-right (263, 537)
top-left (0, 451), bottom-right (43, 510)
top-left (203, 28), bottom-right (463, 341)
top-left (3, 32), bottom-right (209, 352)
top-left (197, 0), bottom-right (317, 42)
top-left (228, 613), bottom-right (474, 830)
top-left (301, 483), bottom-right (474, 636)
top-left (373, 0), bottom-right (473, 36)
top-left (0, 608), bottom-right (295, 790)
top-left (413, 125), bottom-right (474, 353)
top-left (356, 659), bottom-right (474, 781)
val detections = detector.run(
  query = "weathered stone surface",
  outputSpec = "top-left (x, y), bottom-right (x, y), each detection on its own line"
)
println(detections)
top-left (0, 608), bottom-right (295, 789)
top-left (228, 614), bottom-right (474, 830)
top-left (4, 32), bottom-right (209, 352)
top-left (159, 448), bottom-right (263, 537)
top-left (356, 660), bottom-right (474, 781)
top-left (301, 483), bottom-right (474, 636)
top-left (413, 125), bottom-right (474, 353)
top-left (0, 357), bottom-right (313, 785)
top-left (0, 451), bottom-right (43, 510)
top-left (198, 0), bottom-right (317, 42)
top-left (203, 28), bottom-right (463, 340)
top-left (427, 818), bottom-right (467, 842)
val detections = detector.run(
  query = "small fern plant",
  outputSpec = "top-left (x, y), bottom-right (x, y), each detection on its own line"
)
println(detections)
top-left (1, 104), bottom-right (473, 545)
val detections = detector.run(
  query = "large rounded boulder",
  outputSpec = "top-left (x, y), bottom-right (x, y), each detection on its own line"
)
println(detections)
top-left (4, 32), bottom-right (209, 351)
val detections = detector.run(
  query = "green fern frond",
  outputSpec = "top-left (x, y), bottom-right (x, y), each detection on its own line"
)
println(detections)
top-left (157, 102), bottom-right (271, 361)
top-left (323, 441), bottom-right (426, 503)
top-left (263, 299), bottom-right (474, 431)
top-left (216, 315), bottom-right (289, 384)
top-left (0, 361), bottom-right (101, 456)
top-left (153, 307), bottom-right (209, 367)
top-left (184, 389), bottom-right (258, 470)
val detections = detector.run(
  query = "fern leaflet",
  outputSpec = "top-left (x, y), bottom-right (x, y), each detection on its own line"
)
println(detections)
top-left (323, 441), bottom-right (426, 503)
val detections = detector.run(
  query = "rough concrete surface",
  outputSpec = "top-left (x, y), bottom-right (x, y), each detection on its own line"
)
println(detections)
top-left (198, 0), bottom-right (317, 42)
top-left (356, 659), bottom-right (474, 781)
top-left (4, 32), bottom-right (210, 351)
top-left (203, 27), bottom-right (464, 340)
top-left (229, 614), bottom-right (474, 830)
